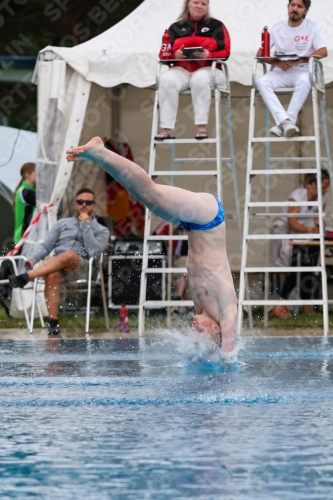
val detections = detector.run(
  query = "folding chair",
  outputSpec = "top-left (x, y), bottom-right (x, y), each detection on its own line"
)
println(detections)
top-left (29, 254), bottom-right (109, 334)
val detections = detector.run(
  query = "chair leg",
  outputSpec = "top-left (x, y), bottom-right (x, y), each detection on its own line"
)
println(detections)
top-left (29, 278), bottom-right (38, 334)
top-left (35, 285), bottom-right (45, 328)
top-left (11, 258), bottom-right (30, 331)
top-left (85, 258), bottom-right (93, 333)
top-left (99, 259), bottom-right (110, 331)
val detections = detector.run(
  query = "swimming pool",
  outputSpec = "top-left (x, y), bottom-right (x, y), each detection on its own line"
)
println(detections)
top-left (0, 332), bottom-right (332, 499)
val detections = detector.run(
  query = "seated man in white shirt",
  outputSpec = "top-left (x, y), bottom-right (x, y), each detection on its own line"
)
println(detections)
top-left (270, 170), bottom-right (330, 318)
top-left (256, 0), bottom-right (327, 138)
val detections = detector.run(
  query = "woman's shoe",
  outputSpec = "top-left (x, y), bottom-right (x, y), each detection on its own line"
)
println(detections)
top-left (195, 130), bottom-right (208, 140)
top-left (154, 130), bottom-right (175, 141)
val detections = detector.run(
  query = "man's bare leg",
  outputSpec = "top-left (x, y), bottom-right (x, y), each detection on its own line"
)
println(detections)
top-left (175, 275), bottom-right (186, 298)
top-left (66, 137), bottom-right (218, 225)
top-left (28, 251), bottom-right (81, 281)
top-left (44, 271), bottom-right (62, 319)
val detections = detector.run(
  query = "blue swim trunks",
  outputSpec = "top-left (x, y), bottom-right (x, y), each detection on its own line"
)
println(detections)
top-left (179, 195), bottom-right (225, 232)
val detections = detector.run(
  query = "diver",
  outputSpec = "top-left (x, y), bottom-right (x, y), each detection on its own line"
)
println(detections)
top-left (65, 137), bottom-right (237, 357)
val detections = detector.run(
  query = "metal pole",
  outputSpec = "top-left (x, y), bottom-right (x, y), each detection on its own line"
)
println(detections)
top-left (85, 257), bottom-right (93, 333)
top-left (237, 87), bottom-right (257, 334)
top-left (99, 256), bottom-right (110, 331)
top-left (312, 87), bottom-right (328, 335)
top-left (295, 248), bottom-right (301, 315)
top-left (29, 278), bottom-right (38, 334)
top-left (225, 97), bottom-right (241, 229)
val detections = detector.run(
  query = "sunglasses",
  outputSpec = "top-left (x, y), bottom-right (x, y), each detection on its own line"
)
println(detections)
top-left (76, 199), bottom-right (95, 206)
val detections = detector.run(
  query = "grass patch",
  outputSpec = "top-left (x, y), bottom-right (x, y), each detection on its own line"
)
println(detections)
top-left (244, 308), bottom-right (333, 329)
top-left (0, 305), bottom-right (192, 331)
top-left (0, 303), bottom-right (332, 332)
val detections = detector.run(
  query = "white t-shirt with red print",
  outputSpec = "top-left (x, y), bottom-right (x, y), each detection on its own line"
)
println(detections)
top-left (270, 18), bottom-right (326, 70)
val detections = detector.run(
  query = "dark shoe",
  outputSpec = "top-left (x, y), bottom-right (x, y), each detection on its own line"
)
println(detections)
top-left (154, 130), bottom-right (175, 141)
top-left (48, 319), bottom-right (60, 335)
top-left (8, 273), bottom-right (30, 289)
top-left (195, 130), bottom-right (208, 140)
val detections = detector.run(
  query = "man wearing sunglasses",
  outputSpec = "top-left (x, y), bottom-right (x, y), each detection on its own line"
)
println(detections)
top-left (9, 188), bottom-right (109, 335)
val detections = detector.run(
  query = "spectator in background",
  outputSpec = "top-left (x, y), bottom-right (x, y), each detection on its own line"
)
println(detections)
top-left (13, 163), bottom-right (36, 244)
top-left (155, 0), bottom-right (230, 141)
top-left (8, 188), bottom-right (109, 335)
top-left (270, 170), bottom-right (330, 318)
top-left (256, 0), bottom-right (327, 138)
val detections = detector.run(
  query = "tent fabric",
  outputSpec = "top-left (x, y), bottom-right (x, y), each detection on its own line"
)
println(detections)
top-left (0, 126), bottom-right (37, 195)
top-left (39, 0), bottom-right (333, 88)
top-left (21, 59), bottom-right (91, 259)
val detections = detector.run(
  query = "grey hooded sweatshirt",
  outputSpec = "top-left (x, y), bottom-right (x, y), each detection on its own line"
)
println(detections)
top-left (31, 216), bottom-right (109, 263)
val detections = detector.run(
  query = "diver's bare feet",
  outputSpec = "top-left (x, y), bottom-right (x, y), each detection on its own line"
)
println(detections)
top-left (66, 137), bottom-right (104, 162)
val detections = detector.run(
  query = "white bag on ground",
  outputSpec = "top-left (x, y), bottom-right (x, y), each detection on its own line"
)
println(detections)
top-left (10, 284), bottom-right (48, 319)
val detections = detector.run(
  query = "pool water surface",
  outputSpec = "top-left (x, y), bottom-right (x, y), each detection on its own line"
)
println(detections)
top-left (0, 331), bottom-right (333, 499)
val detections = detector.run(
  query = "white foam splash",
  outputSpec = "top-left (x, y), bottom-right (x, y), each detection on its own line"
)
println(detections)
top-left (157, 323), bottom-right (243, 368)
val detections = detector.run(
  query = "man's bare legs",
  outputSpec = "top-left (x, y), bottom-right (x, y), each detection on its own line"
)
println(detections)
top-left (28, 251), bottom-right (81, 281)
top-left (66, 137), bottom-right (218, 225)
top-left (45, 271), bottom-right (62, 319)
top-left (175, 275), bottom-right (186, 298)
top-left (28, 251), bottom-right (80, 320)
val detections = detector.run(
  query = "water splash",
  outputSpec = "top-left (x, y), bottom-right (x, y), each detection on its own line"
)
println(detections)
top-left (157, 324), bottom-right (245, 370)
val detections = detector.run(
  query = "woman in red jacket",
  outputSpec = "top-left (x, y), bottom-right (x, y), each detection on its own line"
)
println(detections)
top-left (155, 0), bottom-right (230, 141)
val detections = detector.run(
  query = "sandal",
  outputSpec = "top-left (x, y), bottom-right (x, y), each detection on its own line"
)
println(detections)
top-left (195, 130), bottom-right (208, 140)
top-left (154, 130), bottom-right (175, 141)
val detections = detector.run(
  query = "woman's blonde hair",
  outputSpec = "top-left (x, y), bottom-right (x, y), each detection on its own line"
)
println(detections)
top-left (12, 162), bottom-right (36, 209)
top-left (177, 0), bottom-right (211, 24)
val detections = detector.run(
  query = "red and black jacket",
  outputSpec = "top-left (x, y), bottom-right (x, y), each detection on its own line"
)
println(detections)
top-left (166, 17), bottom-right (230, 72)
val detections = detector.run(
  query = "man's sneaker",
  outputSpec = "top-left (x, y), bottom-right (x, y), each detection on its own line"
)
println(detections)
top-left (280, 120), bottom-right (300, 138)
top-left (270, 124), bottom-right (283, 137)
top-left (48, 319), bottom-right (60, 335)
top-left (8, 273), bottom-right (30, 289)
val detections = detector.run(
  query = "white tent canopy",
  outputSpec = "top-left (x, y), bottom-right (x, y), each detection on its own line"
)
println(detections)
top-left (40, 0), bottom-right (333, 88)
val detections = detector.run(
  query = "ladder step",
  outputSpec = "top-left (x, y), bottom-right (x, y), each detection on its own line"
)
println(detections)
top-left (151, 170), bottom-right (218, 176)
top-left (154, 138), bottom-right (217, 145)
top-left (144, 268), bottom-right (187, 274)
top-left (251, 213), bottom-right (324, 218)
top-left (250, 169), bottom-right (319, 176)
top-left (242, 300), bottom-right (324, 306)
top-left (175, 158), bottom-right (232, 163)
top-left (251, 136), bottom-right (316, 143)
top-left (142, 300), bottom-right (194, 308)
top-left (248, 201), bottom-right (320, 207)
top-left (244, 267), bottom-right (323, 273)
top-left (246, 234), bottom-right (320, 240)
top-left (146, 236), bottom-right (188, 241)
top-left (268, 157), bottom-right (328, 163)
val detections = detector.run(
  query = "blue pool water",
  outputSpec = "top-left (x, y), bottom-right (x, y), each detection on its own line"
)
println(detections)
top-left (1, 330), bottom-right (333, 499)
